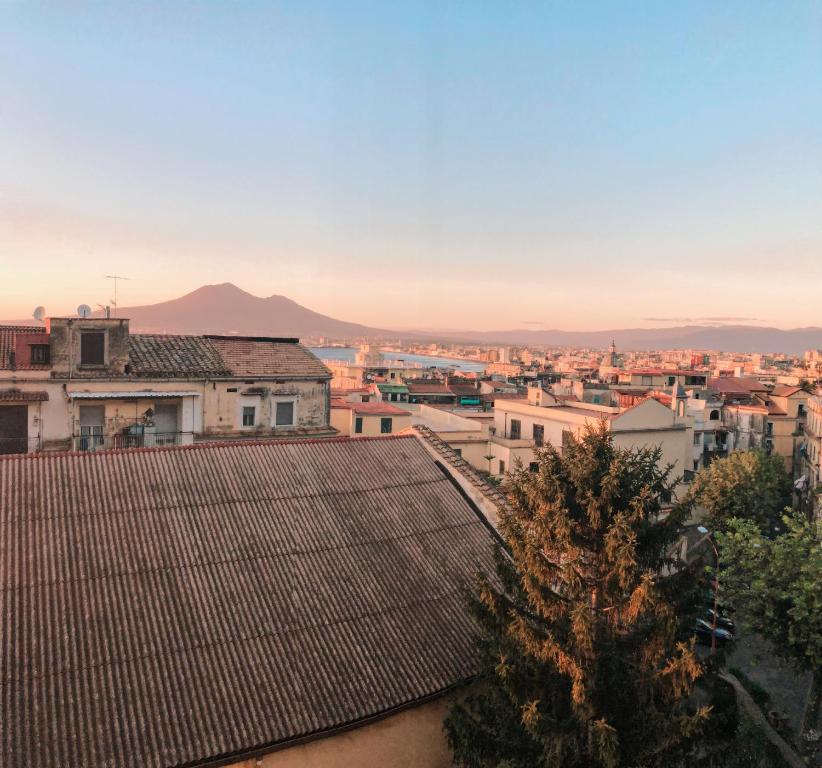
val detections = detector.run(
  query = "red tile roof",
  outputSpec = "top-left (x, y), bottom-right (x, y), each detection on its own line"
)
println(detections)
top-left (770, 385), bottom-right (804, 397)
top-left (207, 335), bottom-right (331, 378)
top-left (709, 377), bottom-right (769, 394)
top-left (0, 436), bottom-right (497, 768)
top-left (407, 380), bottom-right (454, 395)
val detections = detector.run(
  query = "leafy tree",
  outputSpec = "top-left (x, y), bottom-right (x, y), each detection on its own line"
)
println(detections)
top-left (688, 450), bottom-right (792, 534)
top-left (716, 509), bottom-right (822, 759)
top-left (445, 424), bottom-right (724, 768)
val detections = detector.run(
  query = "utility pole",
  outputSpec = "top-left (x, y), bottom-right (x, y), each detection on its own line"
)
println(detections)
top-left (105, 275), bottom-right (130, 317)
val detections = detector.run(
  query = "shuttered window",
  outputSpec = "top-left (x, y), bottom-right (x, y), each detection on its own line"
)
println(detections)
top-left (80, 333), bottom-right (105, 365)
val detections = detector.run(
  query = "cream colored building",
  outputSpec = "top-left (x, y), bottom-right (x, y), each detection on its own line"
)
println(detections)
top-left (330, 398), bottom-right (411, 436)
top-left (494, 388), bottom-right (695, 488)
top-left (0, 318), bottom-right (334, 453)
top-left (721, 385), bottom-right (808, 474)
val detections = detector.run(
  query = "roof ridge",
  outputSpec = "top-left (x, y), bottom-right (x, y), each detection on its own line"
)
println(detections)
top-left (0, 433), bottom-right (416, 461)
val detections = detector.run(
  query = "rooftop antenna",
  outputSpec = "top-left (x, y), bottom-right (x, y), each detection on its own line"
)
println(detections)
top-left (77, 304), bottom-right (92, 319)
top-left (32, 306), bottom-right (46, 323)
top-left (105, 275), bottom-right (130, 317)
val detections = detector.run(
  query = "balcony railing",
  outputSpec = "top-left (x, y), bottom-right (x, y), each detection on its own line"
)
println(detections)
top-left (0, 436), bottom-right (42, 455)
top-left (72, 432), bottom-right (194, 452)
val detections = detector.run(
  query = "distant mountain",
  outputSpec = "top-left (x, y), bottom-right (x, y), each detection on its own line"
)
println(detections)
top-left (450, 325), bottom-right (822, 354)
top-left (94, 283), bottom-right (391, 338)
top-left (32, 283), bottom-right (815, 354)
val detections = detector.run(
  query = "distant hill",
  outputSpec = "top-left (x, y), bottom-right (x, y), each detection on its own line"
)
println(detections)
top-left (450, 325), bottom-right (822, 354)
top-left (6, 283), bottom-right (817, 354)
top-left (92, 283), bottom-right (390, 338)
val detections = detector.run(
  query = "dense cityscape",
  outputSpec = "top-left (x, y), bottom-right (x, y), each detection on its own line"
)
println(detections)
top-left (2, 3), bottom-right (821, 768)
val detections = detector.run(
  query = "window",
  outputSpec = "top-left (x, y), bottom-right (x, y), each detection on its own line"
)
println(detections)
top-left (798, 404), bottom-right (806, 417)
top-left (668, 376), bottom-right (676, 386)
top-left (30, 344), bottom-right (50, 364)
top-left (275, 401), bottom-right (295, 427)
top-left (529, 462), bottom-right (539, 473)
top-left (380, 417), bottom-right (393, 434)
top-left (766, 422), bottom-right (773, 436)
top-left (242, 406), bottom-right (256, 427)
top-left (78, 405), bottom-right (105, 451)
top-left (510, 419), bottom-right (521, 439)
top-left (80, 332), bottom-right (105, 365)
top-left (354, 417), bottom-right (363, 434)
top-left (694, 433), bottom-right (701, 445)
top-left (532, 424), bottom-right (544, 447)
top-left (709, 409), bottom-right (720, 421)
top-left (499, 460), bottom-right (506, 473)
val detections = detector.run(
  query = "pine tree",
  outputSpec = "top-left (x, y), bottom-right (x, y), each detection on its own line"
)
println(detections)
top-left (445, 424), bottom-right (718, 768)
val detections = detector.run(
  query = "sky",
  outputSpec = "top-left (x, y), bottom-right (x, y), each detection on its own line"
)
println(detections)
top-left (1, 1), bottom-right (821, 331)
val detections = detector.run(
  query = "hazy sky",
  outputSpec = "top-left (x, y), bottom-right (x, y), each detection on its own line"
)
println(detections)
top-left (2, 2), bottom-right (821, 331)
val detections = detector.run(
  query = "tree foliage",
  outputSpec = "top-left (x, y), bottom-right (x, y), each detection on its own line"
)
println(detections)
top-left (688, 450), bottom-right (792, 534)
top-left (445, 424), bottom-right (723, 768)
top-left (716, 509), bottom-right (822, 751)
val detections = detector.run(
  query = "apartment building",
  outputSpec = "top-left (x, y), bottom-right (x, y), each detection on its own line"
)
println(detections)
top-left (0, 317), bottom-right (334, 453)
top-left (330, 397), bottom-right (411, 437)
top-left (493, 386), bottom-right (695, 487)
top-left (799, 393), bottom-right (822, 507)
top-left (720, 384), bottom-right (808, 474)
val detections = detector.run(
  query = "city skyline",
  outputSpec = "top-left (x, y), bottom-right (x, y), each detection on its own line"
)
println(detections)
top-left (2, 2), bottom-right (822, 329)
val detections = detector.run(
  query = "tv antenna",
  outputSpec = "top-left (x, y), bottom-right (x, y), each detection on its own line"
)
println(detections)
top-left (105, 275), bottom-right (130, 317)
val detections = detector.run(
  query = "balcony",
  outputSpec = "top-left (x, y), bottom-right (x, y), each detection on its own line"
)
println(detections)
top-left (72, 431), bottom-right (194, 452)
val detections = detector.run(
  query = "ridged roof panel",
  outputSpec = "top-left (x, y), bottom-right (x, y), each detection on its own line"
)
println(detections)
top-left (0, 436), bottom-right (495, 768)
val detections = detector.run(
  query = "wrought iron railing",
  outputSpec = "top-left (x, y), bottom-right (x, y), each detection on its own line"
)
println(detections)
top-left (72, 432), bottom-right (194, 451)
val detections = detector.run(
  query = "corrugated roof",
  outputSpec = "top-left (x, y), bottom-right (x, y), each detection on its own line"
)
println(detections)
top-left (207, 336), bottom-right (331, 379)
top-left (68, 390), bottom-right (201, 399)
top-left (0, 389), bottom-right (49, 402)
top-left (0, 436), bottom-right (496, 768)
top-left (129, 334), bottom-right (232, 377)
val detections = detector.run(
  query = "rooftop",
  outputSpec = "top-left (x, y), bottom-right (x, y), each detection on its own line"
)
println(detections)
top-left (0, 436), bottom-right (497, 768)
top-left (330, 398), bottom-right (409, 416)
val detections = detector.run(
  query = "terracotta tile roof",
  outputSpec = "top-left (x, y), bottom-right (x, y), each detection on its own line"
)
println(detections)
top-left (770, 384), bottom-right (804, 397)
top-left (207, 335), bottom-right (331, 379)
top-left (0, 436), bottom-right (496, 768)
top-left (449, 384), bottom-right (481, 397)
top-left (0, 325), bottom-right (46, 370)
top-left (407, 380), bottom-right (454, 395)
top-left (709, 377), bottom-right (769, 395)
top-left (330, 398), bottom-right (409, 416)
top-left (0, 388), bottom-right (49, 402)
top-left (129, 334), bottom-right (231, 377)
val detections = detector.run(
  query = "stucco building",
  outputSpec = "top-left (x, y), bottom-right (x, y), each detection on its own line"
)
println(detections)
top-left (0, 318), bottom-right (334, 453)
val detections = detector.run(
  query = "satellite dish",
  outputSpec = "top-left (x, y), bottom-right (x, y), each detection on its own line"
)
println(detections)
top-left (32, 306), bottom-right (46, 322)
top-left (77, 304), bottom-right (92, 319)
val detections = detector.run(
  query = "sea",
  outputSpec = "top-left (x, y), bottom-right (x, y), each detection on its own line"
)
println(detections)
top-left (310, 347), bottom-right (486, 373)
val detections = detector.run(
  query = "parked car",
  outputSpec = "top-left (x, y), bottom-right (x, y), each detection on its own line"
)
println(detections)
top-left (693, 618), bottom-right (734, 647)
top-left (705, 608), bottom-right (736, 635)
